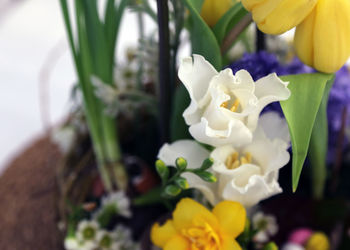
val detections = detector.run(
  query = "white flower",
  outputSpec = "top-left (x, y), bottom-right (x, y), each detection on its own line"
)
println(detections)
top-left (101, 191), bottom-right (132, 218)
top-left (112, 226), bottom-right (139, 250)
top-left (96, 230), bottom-right (122, 250)
top-left (211, 111), bottom-right (290, 207)
top-left (158, 111), bottom-right (290, 207)
top-left (51, 125), bottom-right (76, 154)
top-left (179, 54), bottom-right (290, 147)
top-left (64, 237), bottom-right (79, 250)
top-left (252, 212), bottom-right (279, 243)
top-left (281, 243), bottom-right (305, 250)
top-left (76, 220), bottom-right (99, 244)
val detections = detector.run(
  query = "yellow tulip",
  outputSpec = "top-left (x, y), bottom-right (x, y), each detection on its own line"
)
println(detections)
top-left (294, 0), bottom-right (350, 73)
top-left (241, 0), bottom-right (317, 35)
top-left (201, 0), bottom-right (235, 27)
top-left (305, 232), bottom-right (330, 250)
top-left (151, 198), bottom-right (246, 250)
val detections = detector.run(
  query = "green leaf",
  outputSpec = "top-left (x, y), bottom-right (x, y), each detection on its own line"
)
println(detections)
top-left (170, 85), bottom-right (192, 141)
top-left (309, 75), bottom-right (335, 199)
top-left (182, 0), bottom-right (222, 70)
top-left (280, 73), bottom-right (334, 192)
top-left (212, 2), bottom-right (248, 45)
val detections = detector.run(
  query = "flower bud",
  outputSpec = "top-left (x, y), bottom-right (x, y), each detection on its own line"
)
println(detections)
top-left (294, 0), bottom-right (350, 73)
top-left (241, 0), bottom-right (317, 35)
top-left (201, 0), bottom-right (234, 27)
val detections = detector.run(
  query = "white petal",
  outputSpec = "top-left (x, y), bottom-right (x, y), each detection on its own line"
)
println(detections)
top-left (178, 54), bottom-right (217, 104)
top-left (182, 172), bottom-right (218, 205)
top-left (235, 70), bottom-right (256, 91)
top-left (246, 73), bottom-right (291, 131)
top-left (222, 174), bottom-right (282, 207)
top-left (258, 111), bottom-right (290, 144)
top-left (183, 99), bottom-right (202, 125)
top-left (157, 140), bottom-right (210, 168)
top-left (189, 117), bottom-right (253, 147)
top-left (243, 136), bottom-right (290, 174)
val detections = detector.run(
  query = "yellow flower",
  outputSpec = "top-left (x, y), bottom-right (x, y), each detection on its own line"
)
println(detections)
top-left (305, 232), bottom-right (330, 250)
top-left (241, 0), bottom-right (317, 35)
top-left (201, 0), bottom-right (235, 27)
top-left (151, 198), bottom-right (246, 250)
top-left (294, 0), bottom-right (350, 73)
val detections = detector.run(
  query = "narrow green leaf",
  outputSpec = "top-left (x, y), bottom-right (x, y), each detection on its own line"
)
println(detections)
top-left (309, 75), bottom-right (335, 199)
top-left (280, 73), bottom-right (334, 192)
top-left (212, 2), bottom-right (248, 45)
top-left (170, 85), bottom-right (191, 141)
top-left (182, 0), bottom-right (222, 70)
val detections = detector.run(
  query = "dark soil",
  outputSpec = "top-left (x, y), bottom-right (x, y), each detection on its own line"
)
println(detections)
top-left (0, 136), bottom-right (63, 250)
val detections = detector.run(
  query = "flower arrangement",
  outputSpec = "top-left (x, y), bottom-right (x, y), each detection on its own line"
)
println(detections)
top-left (49, 0), bottom-right (350, 249)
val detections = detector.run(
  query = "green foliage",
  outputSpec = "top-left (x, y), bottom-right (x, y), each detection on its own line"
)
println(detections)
top-left (59, 0), bottom-right (129, 190)
top-left (280, 73), bottom-right (334, 192)
top-left (212, 2), bottom-right (249, 45)
top-left (309, 75), bottom-right (335, 199)
top-left (181, 0), bottom-right (222, 70)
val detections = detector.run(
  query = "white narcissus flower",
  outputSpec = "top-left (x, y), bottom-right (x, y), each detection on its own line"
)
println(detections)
top-left (252, 212), bottom-right (279, 243)
top-left (179, 54), bottom-right (290, 147)
top-left (158, 111), bottom-right (290, 207)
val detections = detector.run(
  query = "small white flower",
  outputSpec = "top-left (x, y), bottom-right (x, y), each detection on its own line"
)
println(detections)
top-left (64, 237), bottom-right (79, 250)
top-left (252, 212), bottom-right (279, 243)
top-left (51, 125), bottom-right (76, 154)
top-left (76, 220), bottom-right (99, 244)
top-left (100, 191), bottom-right (132, 218)
top-left (179, 54), bottom-right (290, 147)
top-left (158, 111), bottom-right (290, 207)
top-left (281, 243), bottom-right (305, 250)
top-left (112, 226), bottom-right (139, 250)
top-left (96, 230), bottom-right (121, 250)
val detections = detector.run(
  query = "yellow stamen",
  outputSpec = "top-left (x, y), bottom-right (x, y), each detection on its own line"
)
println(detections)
top-left (225, 152), bottom-right (252, 169)
top-left (230, 99), bottom-right (240, 112)
top-left (220, 101), bottom-right (228, 108)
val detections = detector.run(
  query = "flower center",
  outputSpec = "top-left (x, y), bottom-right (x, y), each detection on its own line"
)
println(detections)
top-left (82, 227), bottom-right (96, 240)
top-left (182, 218), bottom-right (221, 250)
top-left (225, 152), bottom-right (252, 169)
top-left (220, 98), bottom-right (241, 112)
top-left (99, 234), bottom-right (112, 247)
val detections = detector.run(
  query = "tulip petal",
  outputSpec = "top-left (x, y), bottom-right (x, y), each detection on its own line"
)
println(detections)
top-left (295, 0), bottom-right (350, 73)
top-left (212, 201), bottom-right (246, 238)
top-left (151, 220), bottom-right (177, 248)
top-left (173, 198), bottom-right (219, 231)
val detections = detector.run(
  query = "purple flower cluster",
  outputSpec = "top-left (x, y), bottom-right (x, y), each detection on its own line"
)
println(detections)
top-left (228, 52), bottom-right (350, 163)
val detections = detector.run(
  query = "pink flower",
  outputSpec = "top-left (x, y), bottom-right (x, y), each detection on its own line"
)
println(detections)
top-left (288, 228), bottom-right (313, 245)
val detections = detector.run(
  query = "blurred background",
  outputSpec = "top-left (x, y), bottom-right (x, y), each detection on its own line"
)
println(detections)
top-left (0, 0), bottom-right (147, 173)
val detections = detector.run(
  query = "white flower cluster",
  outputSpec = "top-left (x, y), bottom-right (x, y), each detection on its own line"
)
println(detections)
top-left (64, 221), bottom-right (138, 250)
top-left (93, 191), bottom-right (132, 219)
top-left (158, 54), bottom-right (291, 207)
